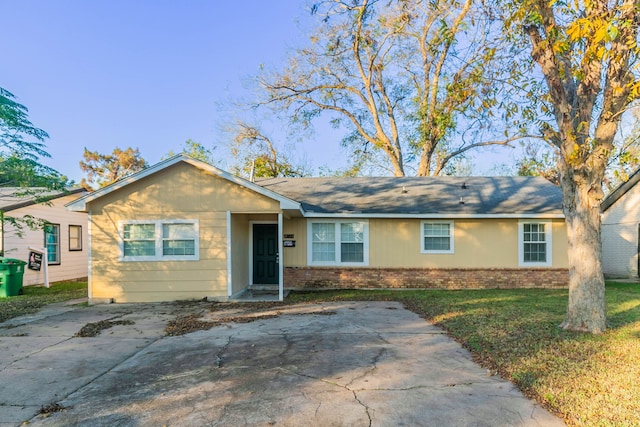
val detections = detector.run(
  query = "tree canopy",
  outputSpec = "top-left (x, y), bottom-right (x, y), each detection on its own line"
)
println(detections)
top-left (0, 88), bottom-right (67, 189)
top-left (163, 139), bottom-right (216, 164)
top-left (228, 122), bottom-right (305, 179)
top-left (0, 87), bottom-right (50, 161)
top-left (0, 154), bottom-right (68, 190)
top-left (0, 87), bottom-right (70, 244)
top-left (253, 0), bottom-right (508, 176)
top-left (79, 147), bottom-right (148, 189)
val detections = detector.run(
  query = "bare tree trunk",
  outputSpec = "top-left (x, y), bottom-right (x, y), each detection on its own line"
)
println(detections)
top-left (559, 170), bottom-right (607, 333)
top-left (416, 143), bottom-right (433, 176)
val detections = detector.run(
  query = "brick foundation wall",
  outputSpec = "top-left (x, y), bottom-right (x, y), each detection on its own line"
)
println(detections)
top-left (284, 267), bottom-right (568, 290)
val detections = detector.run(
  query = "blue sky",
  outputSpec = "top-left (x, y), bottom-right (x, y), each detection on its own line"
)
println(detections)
top-left (2, 1), bottom-right (514, 182)
top-left (2, 0), bottom-right (340, 182)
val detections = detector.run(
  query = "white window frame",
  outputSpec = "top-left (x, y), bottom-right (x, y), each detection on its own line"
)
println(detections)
top-left (44, 223), bottom-right (61, 265)
top-left (119, 219), bottom-right (199, 262)
top-left (307, 220), bottom-right (369, 266)
top-left (420, 220), bottom-right (454, 254)
top-left (518, 220), bottom-right (552, 267)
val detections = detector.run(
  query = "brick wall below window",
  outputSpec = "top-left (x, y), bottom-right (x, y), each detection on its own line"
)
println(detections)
top-left (284, 267), bottom-right (568, 290)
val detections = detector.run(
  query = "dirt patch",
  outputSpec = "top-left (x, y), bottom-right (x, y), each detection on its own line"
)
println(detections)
top-left (165, 308), bottom-right (337, 336)
top-left (165, 313), bottom-right (217, 336)
top-left (75, 318), bottom-right (135, 337)
top-left (39, 402), bottom-right (66, 414)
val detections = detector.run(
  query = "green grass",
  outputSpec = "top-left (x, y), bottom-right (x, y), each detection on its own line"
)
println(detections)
top-left (0, 281), bottom-right (87, 323)
top-left (286, 283), bottom-right (640, 426)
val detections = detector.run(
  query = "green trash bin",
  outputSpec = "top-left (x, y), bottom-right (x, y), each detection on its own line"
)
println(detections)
top-left (0, 258), bottom-right (27, 297)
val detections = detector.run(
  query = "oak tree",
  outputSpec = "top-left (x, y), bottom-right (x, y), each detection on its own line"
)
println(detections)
top-left (501, 0), bottom-right (640, 332)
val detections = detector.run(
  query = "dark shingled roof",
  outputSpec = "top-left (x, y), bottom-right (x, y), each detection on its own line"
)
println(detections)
top-left (256, 176), bottom-right (563, 215)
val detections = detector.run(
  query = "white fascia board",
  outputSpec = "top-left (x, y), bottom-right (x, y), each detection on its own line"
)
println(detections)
top-left (65, 155), bottom-right (302, 212)
top-left (302, 212), bottom-right (565, 219)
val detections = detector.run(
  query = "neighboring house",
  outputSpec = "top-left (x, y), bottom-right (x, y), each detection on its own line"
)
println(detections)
top-left (0, 188), bottom-right (89, 286)
top-left (601, 169), bottom-right (640, 279)
top-left (66, 155), bottom-right (569, 303)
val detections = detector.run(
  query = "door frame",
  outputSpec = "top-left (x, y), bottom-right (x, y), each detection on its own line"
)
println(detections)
top-left (249, 220), bottom-right (279, 287)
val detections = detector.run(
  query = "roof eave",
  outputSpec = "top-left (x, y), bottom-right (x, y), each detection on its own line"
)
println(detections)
top-left (302, 212), bottom-right (565, 219)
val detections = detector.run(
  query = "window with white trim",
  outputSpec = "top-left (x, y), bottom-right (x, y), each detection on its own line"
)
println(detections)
top-left (44, 223), bottom-right (60, 264)
top-left (120, 220), bottom-right (199, 261)
top-left (518, 220), bottom-right (552, 266)
top-left (308, 220), bottom-right (368, 265)
top-left (421, 221), bottom-right (454, 254)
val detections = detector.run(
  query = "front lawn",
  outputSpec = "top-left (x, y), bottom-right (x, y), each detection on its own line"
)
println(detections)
top-left (0, 281), bottom-right (87, 323)
top-left (287, 282), bottom-right (640, 426)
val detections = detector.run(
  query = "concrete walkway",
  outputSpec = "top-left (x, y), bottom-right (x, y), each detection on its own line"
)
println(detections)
top-left (0, 300), bottom-right (564, 426)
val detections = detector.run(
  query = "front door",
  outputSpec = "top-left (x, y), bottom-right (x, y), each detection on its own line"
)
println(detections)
top-left (253, 224), bottom-right (278, 285)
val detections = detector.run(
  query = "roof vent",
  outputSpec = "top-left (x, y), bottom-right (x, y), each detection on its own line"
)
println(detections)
top-left (402, 186), bottom-right (408, 194)
top-left (461, 182), bottom-right (468, 189)
top-left (459, 197), bottom-right (465, 204)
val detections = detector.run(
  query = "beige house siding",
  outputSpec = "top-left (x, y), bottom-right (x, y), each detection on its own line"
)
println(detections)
top-left (369, 219), bottom-right (517, 268)
top-left (2, 194), bottom-right (88, 286)
top-left (87, 162), bottom-right (281, 302)
top-left (602, 182), bottom-right (640, 278)
top-left (231, 214), bottom-right (250, 296)
top-left (282, 217), bottom-right (307, 266)
top-left (282, 218), bottom-right (568, 269)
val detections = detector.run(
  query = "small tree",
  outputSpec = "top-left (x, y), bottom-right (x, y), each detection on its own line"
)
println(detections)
top-left (79, 147), bottom-right (147, 189)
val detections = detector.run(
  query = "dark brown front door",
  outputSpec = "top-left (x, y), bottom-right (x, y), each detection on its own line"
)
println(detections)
top-left (253, 224), bottom-right (278, 285)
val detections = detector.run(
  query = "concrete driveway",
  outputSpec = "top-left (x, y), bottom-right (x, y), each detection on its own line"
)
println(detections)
top-left (0, 299), bottom-right (564, 426)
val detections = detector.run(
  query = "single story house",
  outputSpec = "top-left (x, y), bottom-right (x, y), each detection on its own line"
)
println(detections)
top-left (1, 187), bottom-right (89, 286)
top-left (601, 169), bottom-right (640, 279)
top-left (66, 155), bottom-right (569, 303)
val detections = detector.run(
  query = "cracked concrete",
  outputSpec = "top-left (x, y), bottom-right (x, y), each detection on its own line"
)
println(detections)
top-left (0, 300), bottom-right (564, 426)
